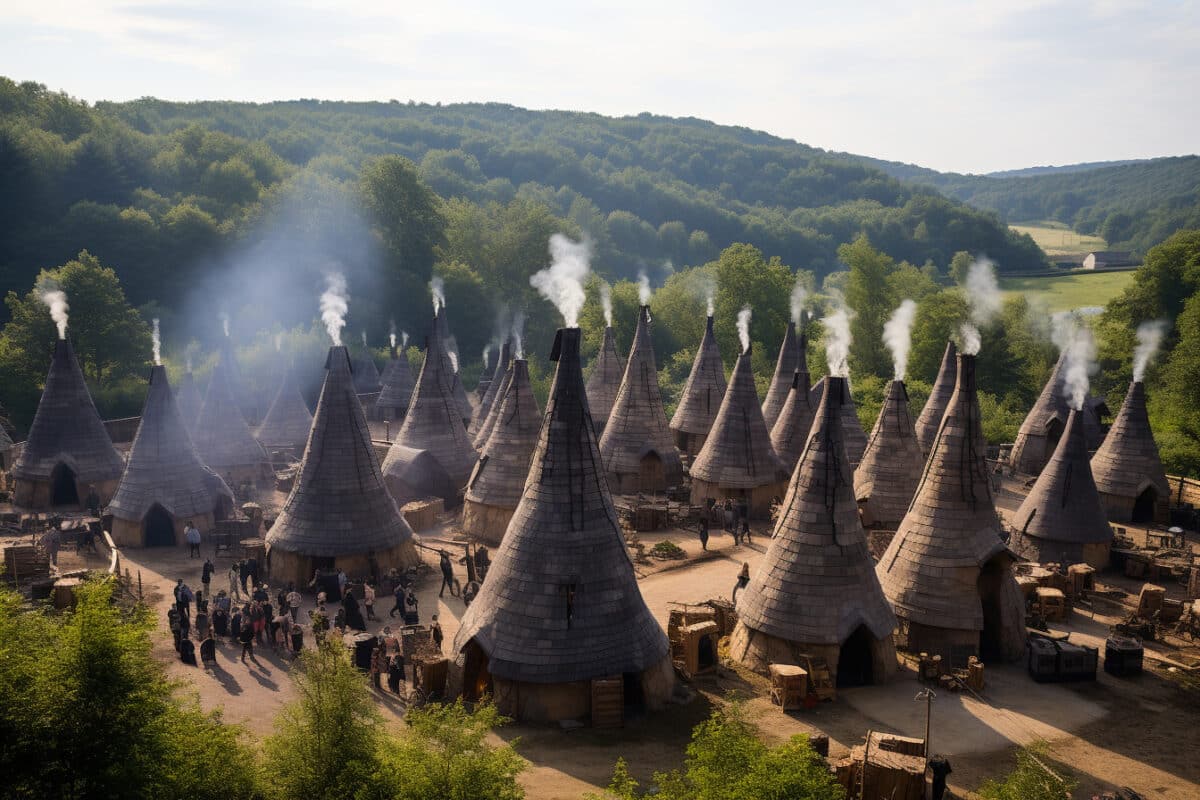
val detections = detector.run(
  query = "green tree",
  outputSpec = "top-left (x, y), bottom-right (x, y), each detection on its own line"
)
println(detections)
top-left (840, 234), bottom-right (897, 378)
top-left (359, 155), bottom-right (446, 280)
top-left (948, 250), bottom-right (973, 284)
top-left (977, 743), bottom-right (1076, 800)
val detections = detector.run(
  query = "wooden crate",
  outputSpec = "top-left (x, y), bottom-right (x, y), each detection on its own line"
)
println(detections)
top-left (401, 498), bottom-right (442, 532)
top-left (768, 664), bottom-right (808, 710)
top-left (861, 732), bottom-right (926, 800)
top-left (416, 658), bottom-right (448, 697)
top-left (591, 676), bottom-right (624, 728)
top-left (3, 544), bottom-right (49, 583)
top-left (1035, 587), bottom-right (1067, 622)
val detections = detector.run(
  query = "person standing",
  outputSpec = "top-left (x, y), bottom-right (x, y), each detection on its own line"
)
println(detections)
top-left (390, 583), bottom-right (405, 618)
top-left (184, 521), bottom-right (201, 558)
top-left (698, 516), bottom-right (709, 552)
top-left (238, 559), bottom-right (251, 594)
top-left (178, 581), bottom-right (195, 619)
top-left (286, 585), bottom-right (302, 622)
top-left (238, 618), bottom-right (255, 662)
top-left (438, 551), bottom-right (456, 598)
top-left (201, 558), bottom-right (215, 597)
top-left (430, 614), bottom-right (444, 652)
top-left (387, 652), bottom-right (404, 694)
top-left (740, 517), bottom-right (751, 545)
top-left (40, 528), bottom-right (62, 568)
top-left (370, 646), bottom-right (384, 690)
top-left (363, 582), bottom-right (377, 621)
top-left (336, 568), bottom-right (348, 599)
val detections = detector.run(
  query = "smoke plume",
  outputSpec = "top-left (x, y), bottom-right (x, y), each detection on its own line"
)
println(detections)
top-left (511, 311), bottom-right (526, 359)
top-left (530, 234), bottom-right (591, 327)
top-left (320, 272), bottom-right (349, 346)
top-left (790, 281), bottom-right (809, 327)
top-left (448, 350), bottom-right (459, 373)
top-left (599, 282), bottom-right (613, 326)
top-left (823, 308), bottom-right (852, 378)
top-left (430, 276), bottom-right (446, 314)
top-left (219, 311), bottom-right (230, 338)
top-left (1133, 320), bottom-right (1169, 382)
top-left (38, 283), bottom-right (69, 339)
top-left (637, 270), bottom-right (652, 306)
top-left (151, 318), bottom-right (161, 366)
top-left (401, 331), bottom-right (409, 349)
top-left (1051, 312), bottom-right (1096, 410)
top-left (389, 319), bottom-right (397, 349)
top-left (883, 299), bottom-right (917, 380)
top-left (959, 257), bottom-right (1001, 355)
top-left (274, 333), bottom-right (283, 352)
top-left (736, 306), bottom-right (752, 353)
top-left (361, 330), bottom-right (368, 348)
top-left (482, 343), bottom-right (491, 367)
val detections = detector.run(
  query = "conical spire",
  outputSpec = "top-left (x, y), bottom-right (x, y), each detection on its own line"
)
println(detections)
top-left (770, 369), bottom-right (815, 473)
top-left (1091, 381), bottom-right (1170, 524)
top-left (461, 359), bottom-right (542, 545)
top-left (383, 319), bottom-right (478, 489)
top-left (915, 341), bottom-right (957, 458)
top-left (109, 366), bottom-right (230, 526)
top-left (1011, 409), bottom-right (1113, 566)
top-left (374, 345), bottom-right (415, 421)
top-left (585, 325), bottom-right (625, 432)
top-left (176, 370), bottom-right (203, 435)
top-left (453, 328), bottom-right (670, 686)
top-left (436, 306), bottom-right (474, 423)
top-left (877, 354), bottom-right (1021, 654)
top-left (690, 347), bottom-right (786, 497)
top-left (469, 339), bottom-right (511, 436)
top-left (854, 379), bottom-right (925, 529)
top-left (473, 360), bottom-right (513, 449)
top-left (598, 307), bottom-right (682, 493)
top-left (192, 353), bottom-right (269, 477)
top-left (352, 350), bottom-right (382, 394)
top-left (267, 347), bottom-right (418, 570)
top-left (12, 338), bottom-right (125, 498)
top-left (810, 377), bottom-right (868, 468)
top-left (734, 376), bottom-right (896, 659)
top-left (256, 360), bottom-right (313, 452)
top-left (761, 321), bottom-right (799, 430)
top-left (669, 316), bottom-right (727, 453)
top-left (1010, 352), bottom-right (1106, 475)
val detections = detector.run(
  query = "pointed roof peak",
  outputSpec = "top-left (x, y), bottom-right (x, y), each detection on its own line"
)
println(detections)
top-left (690, 349), bottom-right (784, 489)
top-left (761, 321), bottom-right (800, 429)
top-left (670, 313), bottom-right (727, 437)
top-left (854, 378), bottom-right (924, 528)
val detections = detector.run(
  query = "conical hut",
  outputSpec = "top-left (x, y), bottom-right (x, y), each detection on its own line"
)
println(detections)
top-left (461, 359), bottom-right (542, 545)
top-left (469, 339), bottom-right (511, 437)
top-left (382, 321), bottom-right (479, 503)
top-left (266, 346), bottom-right (420, 585)
top-left (374, 345), bottom-right (415, 422)
top-left (109, 366), bottom-right (233, 548)
top-left (1009, 353), bottom-right (1105, 475)
top-left (436, 305), bottom-right (474, 425)
top-left (585, 325), bottom-right (625, 434)
top-left (669, 315), bottom-right (727, 456)
top-left (1090, 381), bottom-right (1170, 525)
top-left (191, 355), bottom-right (271, 486)
top-left (473, 361), bottom-right (513, 450)
top-left (914, 341), bottom-right (957, 458)
top-left (810, 377), bottom-right (869, 468)
top-left (730, 376), bottom-right (897, 684)
top-left (598, 307), bottom-right (683, 494)
top-left (761, 321), bottom-right (799, 430)
top-left (218, 333), bottom-right (257, 423)
top-left (11, 338), bottom-right (125, 509)
top-left (453, 328), bottom-right (674, 721)
top-left (769, 370), bottom-right (816, 473)
top-left (176, 370), bottom-right (203, 435)
top-left (1010, 409), bottom-right (1113, 567)
top-left (256, 360), bottom-right (313, 455)
top-left (352, 350), bottom-right (382, 394)
top-left (689, 347), bottom-right (788, 518)
top-left (855, 380), bottom-right (925, 530)
top-left (877, 354), bottom-right (1026, 663)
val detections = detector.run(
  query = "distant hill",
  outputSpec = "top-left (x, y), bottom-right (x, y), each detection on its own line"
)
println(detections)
top-left (985, 159), bottom-right (1152, 178)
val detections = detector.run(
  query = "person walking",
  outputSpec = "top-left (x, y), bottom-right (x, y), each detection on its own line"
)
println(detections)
top-left (698, 516), bottom-right (709, 552)
top-left (287, 585), bottom-right (302, 622)
top-left (238, 618), bottom-right (255, 662)
top-left (438, 551), bottom-right (456, 598)
top-left (184, 521), bottom-right (201, 558)
top-left (390, 583), bottom-right (405, 618)
top-left (178, 581), bottom-right (195, 620)
top-left (740, 517), bottom-right (751, 545)
top-left (201, 558), bottom-right (215, 596)
top-left (363, 582), bottom-right (377, 621)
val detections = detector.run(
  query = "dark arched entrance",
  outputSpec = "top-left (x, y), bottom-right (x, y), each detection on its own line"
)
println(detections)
top-left (639, 451), bottom-right (664, 493)
top-left (977, 556), bottom-right (1007, 661)
top-left (1132, 487), bottom-right (1157, 524)
top-left (461, 639), bottom-right (493, 703)
top-left (837, 626), bottom-right (875, 687)
top-left (50, 463), bottom-right (79, 506)
top-left (143, 504), bottom-right (176, 547)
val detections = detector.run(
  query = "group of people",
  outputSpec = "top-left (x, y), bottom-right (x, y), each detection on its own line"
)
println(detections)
top-left (694, 498), bottom-right (756, 551)
top-left (366, 616), bottom-right (444, 698)
top-left (170, 576), bottom-right (306, 667)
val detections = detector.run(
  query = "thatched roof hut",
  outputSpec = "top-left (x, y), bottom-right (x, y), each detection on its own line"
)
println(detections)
top-left (462, 359), bottom-right (542, 546)
top-left (453, 328), bottom-right (673, 721)
top-left (585, 325), bottom-right (625, 434)
top-left (374, 346), bottom-right (415, 422)
top-left (192, 354), bottom-right (271, 485)
top-left (876, 354), bottom-right (1026, 664)
top-left (266, 346), bottom-right (419, 585)
top-left (352, 351), bottom-right (382, 394)
top-left (689, 348), bottom-right (788, 518)
top-left (761, 321), bottom-right (799, 430)
top-left (810, 377), bottom-right (868, 468)
top-left (473, 360), bottom-right (512, 450)
top-left (854, 380), bottom-right (925, 530)
top-left (109, 366), bottom-right (232, 548)
top-left (12, 338), bottom-right (125, 509)
top-left (1009, 353), bottom-right (1106, 475)
top-left (1011, 409), bottom-right (1113, 568)
top-left (669, 315), bottom-right (727, 456)
top-left (769, 327), bottom-right (816, 472)
top-left (435, 306), bottom-right (474, 425)
top-left (255, 360), bottom-right (313, 455)
top-left (598, 307), bottom-right (683, 494)
top-left (1090, 381), bottom-right (1170, 525)
top-left (914, 341), bottom-right (956, 459)
top-left (469, 339), bottom-right (511, 437)
top-left (730, 375), bottom-right (897, 685)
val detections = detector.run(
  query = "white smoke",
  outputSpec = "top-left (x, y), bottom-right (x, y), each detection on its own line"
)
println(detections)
top-left (531, 234), bottom-right (591, 327)
top-left (1051, 312), bottom-right (1096, 410)
top-left (401, 330), bottom-right (409, 349)
top-left (151, 318), bottom-right (161, 366)
top-left (274, 333), bottom-right (283, 352)
top-left (389, 319), bottom-right (397, 349)
top-left (959, 257), bottom-right (1001, 355)
top-left (823, 308), bottom-right (852, 378)
top-left (637, 270), bottom-right (652, 306)
top-left (320, 272), bottom-right (349, 346)
top-left (1133, 320), bottom-right (1169, 382)
top-left (448, 350), bottom-right (458, 373)
top-left (511, 311), bottom-right (526, 359)
top-left (599, 282), bottom-right (613, 326)
top-left (706, 293), bottom-right (715, 317)
top-left (218, 311), bottom-right (230, 338)
top-left (883, 299), bottom-right (917, 381)
top-left (736, 306), bottom-right (752, 353)
top-left (38, 284), bottom-right (69, 339)
top-left (790, 280), bottom-right (809, 326)
top-left (430, 276), bottom-right (446, 314)
top-left (482, 343), bottom-right (491, 367)
top-left (361, 330), bottom-right (368, 348)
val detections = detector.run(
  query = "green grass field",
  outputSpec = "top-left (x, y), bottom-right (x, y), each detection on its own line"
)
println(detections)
top-left (1010, 220), bottom-right (1107, 256)
top-left (1000, 270), bottom-right (1136, 312)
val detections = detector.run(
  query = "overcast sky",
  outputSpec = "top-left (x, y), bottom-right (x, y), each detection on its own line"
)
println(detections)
top-left (3, 0), bottom-right (1197, 173)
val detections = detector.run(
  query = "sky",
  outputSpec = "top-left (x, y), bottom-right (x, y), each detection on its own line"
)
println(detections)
top-left (3, 0), bottom-right (1197, 174)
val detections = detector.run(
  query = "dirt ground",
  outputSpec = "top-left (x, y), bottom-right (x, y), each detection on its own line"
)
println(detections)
top-left (7, 482), bottom-right (1200, 800)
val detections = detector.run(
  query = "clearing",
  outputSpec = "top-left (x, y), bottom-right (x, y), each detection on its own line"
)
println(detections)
top-left (1000, 270), bottom-right (1136, 312)
top-left (1010, 220), bottom-right (1108, 256)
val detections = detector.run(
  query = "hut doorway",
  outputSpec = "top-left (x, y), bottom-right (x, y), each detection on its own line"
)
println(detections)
top-left (143, 504), bottom-right (176, 547)
top-left (50, 463), bottom-right (79, 506)
top-left (461, 640), bottom-right (493, 703)
top-left (837, 626), bottom-right (875, 687)
top-left (639, 452), bottom-right (664, 493)
top-left (977, 556), bottom-right (1007, 662)
top-left (622, 672), bottom-right (646, 715)
top-left (1132, 487), bottom-right (1157, 524)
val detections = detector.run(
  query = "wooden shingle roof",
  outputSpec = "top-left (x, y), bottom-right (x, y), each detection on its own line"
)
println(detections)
top-left (469, 340), bottom-right (511, 437)
top-left (1009, 352), bottom-right (1105, 475)
top-left (738, 376), bottom-right (896, 645)
top-left (375, 346), bottom-right (415, 419)
top-left (855, 379), bottom-right (925, 528)
top-left (472, 361), bottom-right (512, 450)
top-left (669, 316), bottom-right (727, 437)
top-left (1090, 381), bottom-right (1169, 503)
top-left (435, 306), bottom-right (474, 422)
top-left (192, 354), bottom-right (269, 473)
top-left (770, 368), bottom-right (816, 473)
top-left (256, 360), bottom-right (313, 452)
top-left (810, 377), bottom-right (868, 468)
top-left (453, 328), bottom-right (669, 683)
top-left (585, 325), bottom-right (625, 430)
top-left (761, 321), bottom-right (799, 430)
top-left (465, 359), bottom-right (541, 511)
top-left (352, 351), bottom-right (382, 393)
top-left (914, 341), bottom-right (956, 458)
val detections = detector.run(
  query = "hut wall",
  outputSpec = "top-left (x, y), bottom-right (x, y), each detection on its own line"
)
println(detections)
top-left (492, 656), bottom-right (674, 722)
top-left (267, 541), bottom-right (419, 587)
top-left (727, 624), bottom-right (895, 685)
top-left (1010, 533), bottom-right (1111, 570)
top-left (111, 510), bottom-right (217, 549)
top-left (903, 623), bottom-right (980, 662)
top-left (1098, 490), bottom-right (1169, 526)
top-left (690, 479), bottom-right (785, 519)
top-left (674, 431), bottom-right (708, 457)
top-left (460, 499), bottom-right (516, 546)
top-left (14, 476), bottom-right (119, 511)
